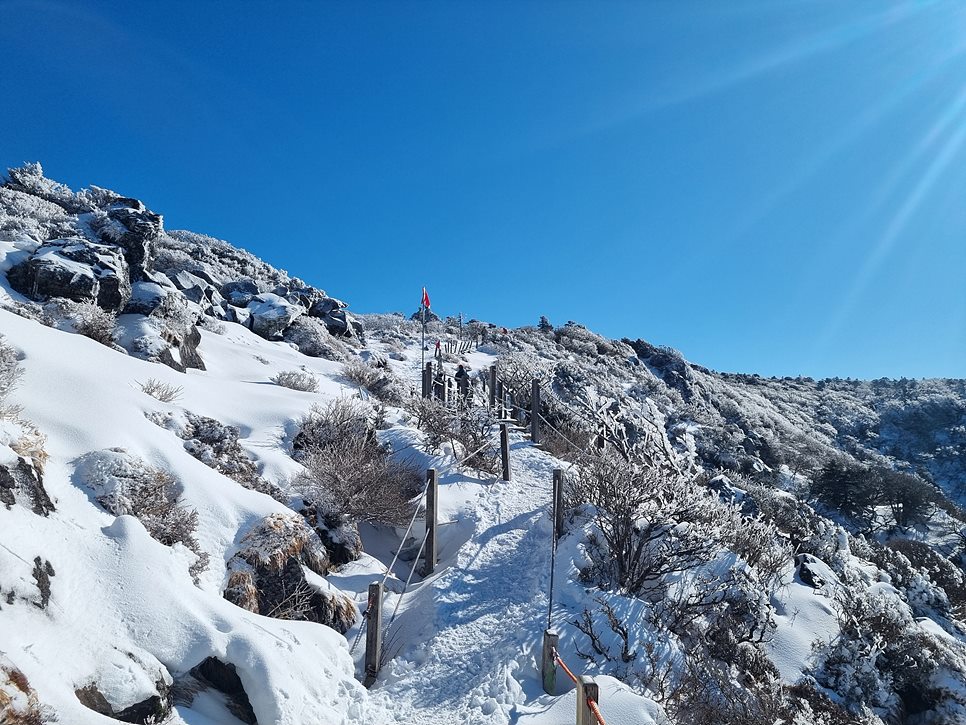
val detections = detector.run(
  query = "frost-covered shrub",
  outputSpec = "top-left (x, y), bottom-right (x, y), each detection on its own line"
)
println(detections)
top-left (341, 356), bottom-right (405, 404)
top-left (271, 369), bottom-right (318, 393)
top-left (138, 378), bottom-right (183, 403)
top-left (76, 449), bottom-right (208, 580)
top-left (282, 316), bottom-right (347, 362)
top-left (0, 185), bottom-right (76, 243)
top-left (0, 657), bottom-right (56, 725)
top-left (0, 336), bottom-right (22, 406)
top-left (568, 455), bottom-right (721, 598)
top-left (887, 538), bottom-right (966, 614)
top-left (812, 586), bottom-right (966, 722)
top-left (66, 300), bottom-right (118, 346)
top-left (293, 398), bottom-right (422, 527)
top-left (404, 396), bottom-right (500, 473)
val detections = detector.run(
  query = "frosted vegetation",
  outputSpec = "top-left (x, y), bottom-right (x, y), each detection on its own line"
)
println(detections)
top-left (0, 165), bottom-right (965, 725)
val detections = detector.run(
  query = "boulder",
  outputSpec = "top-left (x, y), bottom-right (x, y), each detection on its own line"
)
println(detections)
top-left (309, 295), bottom-right (347, 318)
top-left (125, 281), bottom-right (171, 315)
top-left (795, 553), bottom-right (838, 591)
top-left (187, 659), bottom-right (257, 725)
top-left (102, 204), bottom-right (163, 281)
top-left (320, 308), bottom-right (363, 339)
top-left (246, 293), bottom-right (303, 339)
top-left (158, 325), bottom-right (205, 373)
top-left (7, 238), bottom-right (131, 310)
top-left (224, 513), bottom-right (357, 634)
top-left (221, 280), bottom-right (259, 307)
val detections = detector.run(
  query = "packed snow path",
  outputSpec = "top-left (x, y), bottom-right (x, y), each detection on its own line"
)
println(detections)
top-left (375, 432), bottom-right (561, 723)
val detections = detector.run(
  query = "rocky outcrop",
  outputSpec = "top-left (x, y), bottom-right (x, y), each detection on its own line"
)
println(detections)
top-left (100, 203), bottom-right (162, 281)
top-left (158, 325), bottom-right (205, 372)
top-left (186, 659), bottom-right (257, 725)
top-left (0, 454), bottom-right (53, 516)
top-left (7, 238), bottom-right (131, 310)
top-left (224, 513), bottom-right (357, 634)
top-left (2, 163), bottom-right (361, 360)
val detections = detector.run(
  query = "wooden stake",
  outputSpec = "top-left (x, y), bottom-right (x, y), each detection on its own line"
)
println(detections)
top-left (496, 380), bottom-right (504, 418)
top-left (531, 379), bottom-right (541, 443)
top-left (576, 676), bottom-right (599, 725)
top-left (500, 423), bottom-right (511, 482)
top-left (363, 582), bottom-right (383, 687)
top-left (423, 468), bottom-right (438, 575)
top-left (552, 469), bottom-right (564, 542)
top-left (488, 365), bottom-right (497, 409)
top-left (424, 361), bottom-right (433, 399)
top-left (542, 629), bottom-right (559, 695)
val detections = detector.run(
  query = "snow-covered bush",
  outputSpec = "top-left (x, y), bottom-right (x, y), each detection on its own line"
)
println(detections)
top-left (341, 356), bottom-right (405, 404)
top-left (138, 378), bottom-right (183, 403)
top-left (0, 335), bottom-right (22, 407)
top-left (0, 657), bottom-right (55, 725)
top-left (76, 449), bottom-right (208, 581)
top-left (271, 369), bottom-right (318, 393)
top-left (293, 398), bottom-right (422, 527)
top-left (282, 316), bottom-right (347, 361)
top-left (404, 396), bottom-right (500, 473)
top-left (568, 455), bottom-right (720, 597)
top-left (65, 300), bottom-right (118, 346)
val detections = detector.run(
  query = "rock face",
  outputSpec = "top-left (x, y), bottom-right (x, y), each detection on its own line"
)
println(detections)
top-left (7, 238), bottom-right (131, 310)
top-left (224, 513), bottom-right (357, 634)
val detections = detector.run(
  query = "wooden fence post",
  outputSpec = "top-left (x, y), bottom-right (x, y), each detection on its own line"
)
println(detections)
top-left (424, 361), bottom-right (433, 399)
top-left (363, 582), bottom-right (384, 687)
top-left (489, 365), bottom-right (497, 409)
top-left (500, 423), bottom-right (511, 482)
top-left (542, 629), bottom-right (559, 695)
top-left (552, 469), bottom-right (564, 542)
top-left (423, 468), bottom-right (438, 575)
top-left (531, 379), bottom-right (541, 443)
top-left (576, 676), bottom-right (599, 725)
top-left (496, 380), bottom-right (504, 418)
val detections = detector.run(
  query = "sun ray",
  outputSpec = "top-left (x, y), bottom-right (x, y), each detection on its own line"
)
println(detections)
top-left (810, 85), bottom-right (966, 361)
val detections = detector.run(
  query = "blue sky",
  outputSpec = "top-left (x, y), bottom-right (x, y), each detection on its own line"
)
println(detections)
top-left (2, 0), bottom-right (964, 379)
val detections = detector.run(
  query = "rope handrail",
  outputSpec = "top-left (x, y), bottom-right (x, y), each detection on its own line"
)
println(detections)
top-left (379, 476), bottom-right (430, 589)
top-left (453, 437), bottom-right (495, 468)
top-left (386, 529), bottom-right (430, 632)
top-left (552, 647), bottom-right (608, 725)
top-left (586, 697), bottom-right (607, 725)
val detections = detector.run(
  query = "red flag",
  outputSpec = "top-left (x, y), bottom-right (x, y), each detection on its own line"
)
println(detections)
top-left (422, 287), bottom-right (431, 309)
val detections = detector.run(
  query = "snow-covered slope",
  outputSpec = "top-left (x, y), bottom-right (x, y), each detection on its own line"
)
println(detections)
top-left (3, 165), bottom-right (966, 725)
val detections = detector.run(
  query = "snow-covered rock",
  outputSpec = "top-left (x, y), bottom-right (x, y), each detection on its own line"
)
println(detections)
top-left (247, 292), bottom-right (304, 339)
top-left (7, 237), bottom-right (131, 309)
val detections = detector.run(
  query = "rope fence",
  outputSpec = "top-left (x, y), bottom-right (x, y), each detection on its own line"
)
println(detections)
top-left (551, 647), bottom-right (608, 725)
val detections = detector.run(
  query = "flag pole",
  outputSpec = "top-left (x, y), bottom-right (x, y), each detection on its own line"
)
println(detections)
top-left (421, 300), bottom-right (426, 370)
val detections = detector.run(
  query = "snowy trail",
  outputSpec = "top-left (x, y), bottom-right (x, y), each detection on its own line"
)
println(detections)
top-left (375, 433), bottom-right (564, 724)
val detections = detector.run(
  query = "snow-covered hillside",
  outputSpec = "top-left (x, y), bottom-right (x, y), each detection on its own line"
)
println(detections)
top-left (2, 165), bottom-right (966, 725)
